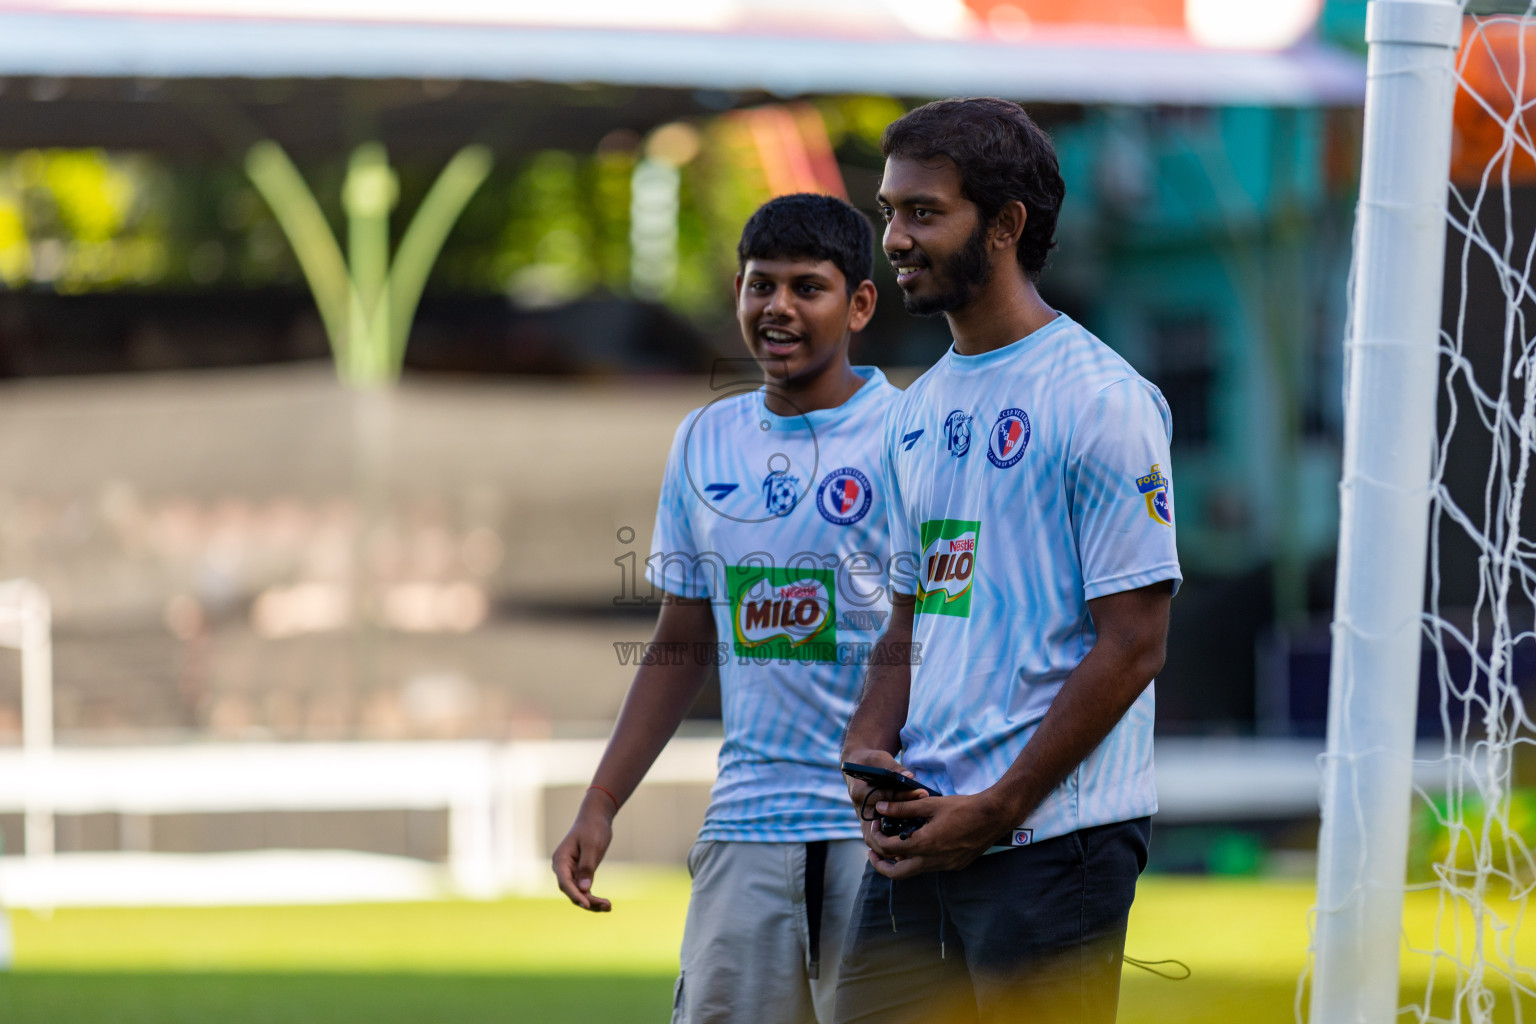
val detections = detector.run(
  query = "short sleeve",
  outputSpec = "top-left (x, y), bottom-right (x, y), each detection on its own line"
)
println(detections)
top-left (1068, 379), bottom-right (1183, 601)
top-left (883, 402), bottom-right (921, 597)
top-left (644, 415), bottom-right (711, 599)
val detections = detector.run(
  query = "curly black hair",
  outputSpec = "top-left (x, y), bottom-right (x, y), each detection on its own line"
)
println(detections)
top-left (737, 192), bottom-right (876, 295)
top-left (881, 98), bottom-right (1065, 283)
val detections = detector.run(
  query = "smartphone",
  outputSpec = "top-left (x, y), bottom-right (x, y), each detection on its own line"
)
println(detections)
top-left (840, 761), bottom-right (943, 797)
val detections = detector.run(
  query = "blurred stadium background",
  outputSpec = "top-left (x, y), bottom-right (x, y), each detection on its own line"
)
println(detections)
top-left (0, 0), bottom-right (1526, 1019)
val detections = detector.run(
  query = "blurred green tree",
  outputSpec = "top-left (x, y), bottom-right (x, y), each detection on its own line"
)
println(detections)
top-left (244, 140), bottom-right (492, 389)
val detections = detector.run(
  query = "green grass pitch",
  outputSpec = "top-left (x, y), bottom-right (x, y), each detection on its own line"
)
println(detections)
top-left (0, 871), bottom-right (1530, 1022)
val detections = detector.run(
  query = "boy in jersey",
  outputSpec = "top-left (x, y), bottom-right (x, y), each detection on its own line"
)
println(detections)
top-left (553, 193), bottom-right (901, 1024)
top-left (834, 99), bottom-right (1180, 1023)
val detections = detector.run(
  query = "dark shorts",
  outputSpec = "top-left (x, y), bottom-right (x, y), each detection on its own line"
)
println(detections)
top-left (831, 817), bottom-right (1151, 1024)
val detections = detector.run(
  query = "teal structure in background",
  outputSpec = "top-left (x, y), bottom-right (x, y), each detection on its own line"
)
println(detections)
top-left (1048, 100), bottom-right (1358, 631)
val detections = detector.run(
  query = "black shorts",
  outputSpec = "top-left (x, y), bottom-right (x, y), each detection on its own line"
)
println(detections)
top-left (832, 817), bottom-right (1151, 1024)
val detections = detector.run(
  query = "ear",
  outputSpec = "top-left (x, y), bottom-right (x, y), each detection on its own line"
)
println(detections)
top-left (733, 272), bottom-right (745, 304)
top-left (990, 200), bottom-right (1028, 253)
top-left (847, 279), bottom-right (878, 334)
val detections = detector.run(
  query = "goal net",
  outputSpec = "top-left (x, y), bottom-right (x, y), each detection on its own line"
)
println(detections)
top-left (1310, 3), bottom-right (1536, 1021)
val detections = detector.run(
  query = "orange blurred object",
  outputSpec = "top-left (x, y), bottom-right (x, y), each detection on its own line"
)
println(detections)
top-left (962, 0), bottom-right (1184, 30)
top-left (728, 104), bottom-right (847, 200)
top-left (1453, 18), bottom-right (1536, 185)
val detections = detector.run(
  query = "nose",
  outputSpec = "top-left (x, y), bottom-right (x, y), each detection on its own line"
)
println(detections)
top-left (764, 283), bottom-right (792, 317)
top-left (883, 217), bottom-right (912, 260)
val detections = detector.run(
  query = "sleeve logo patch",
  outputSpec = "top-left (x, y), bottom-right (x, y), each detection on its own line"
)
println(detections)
top-left (1136, 463), bottom-right (1174, 526)
top-left (916, 519), bottom-right (980, 617)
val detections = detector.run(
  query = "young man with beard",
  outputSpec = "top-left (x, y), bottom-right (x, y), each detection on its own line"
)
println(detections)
top-left (553, 193), bottom-right (901, 1024)
top-left (834, 99), bottom-right (1181, 1023)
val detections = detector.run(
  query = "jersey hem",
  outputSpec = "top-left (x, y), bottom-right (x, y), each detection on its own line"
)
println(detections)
top-left (1009, 805), bottom-right (1159, 847)
top-left (697, 825), bottom-right (864, 843)
top-left (1082, 565), bottom-right (1182, 601)
top-left (642, 566), bottom-right (711, 601)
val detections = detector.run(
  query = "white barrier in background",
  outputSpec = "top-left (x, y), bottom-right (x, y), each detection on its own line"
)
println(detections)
top-left (0, 737), bottom-right (1448, 907)
top-left (0, 738), bottom-right (721, 907)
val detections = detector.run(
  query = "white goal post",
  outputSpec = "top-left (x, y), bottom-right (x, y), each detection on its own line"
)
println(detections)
top-left (0, 580), bottom-right (53, 873)
top-left (1311, 2), bottom-right (1465, 1023)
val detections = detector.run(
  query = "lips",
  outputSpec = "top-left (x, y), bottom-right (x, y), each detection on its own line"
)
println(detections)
top-left (890, 256), bottom-right (929, 288)
top-left (758, 325), bottom-right (803, 356)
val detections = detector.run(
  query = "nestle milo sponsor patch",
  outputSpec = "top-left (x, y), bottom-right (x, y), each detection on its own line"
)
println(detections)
top-left (727, 565), bottom-right (837, 662)
top-left (916, 519), bottom-right (980, 617)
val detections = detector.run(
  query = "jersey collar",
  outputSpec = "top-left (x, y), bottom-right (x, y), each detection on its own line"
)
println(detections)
top-left (942, 312), bottom-right (1069, 375)
top-left (757, 366), bottom-right (889, 432)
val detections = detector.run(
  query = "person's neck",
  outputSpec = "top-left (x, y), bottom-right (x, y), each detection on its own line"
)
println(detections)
top-left (763, 359), bottom-right (865, 417)
top-left (946, 272), bottom-right (1057, 357)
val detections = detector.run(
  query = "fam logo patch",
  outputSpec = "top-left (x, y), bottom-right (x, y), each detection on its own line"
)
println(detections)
top-left (816, 467), bottom-right (873, 526)
top-left (1011, 828), bottom-right (1034, 847)
top-left (916, 519), bottom-right (980, 617)
top-left (987, 408), bottom-right (1031, 468)
top-left (1136, 463), bottom-right (1174, 526)
top-left (761, 470), bottom-right (801, 517)
top-left (727, 565), bottom-right (837, 662)
top-left (943, 410), bottom-right (973, 458)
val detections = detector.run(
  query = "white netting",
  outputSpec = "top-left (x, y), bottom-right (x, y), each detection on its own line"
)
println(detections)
top-left (1365, 6), bottom-right (1536, 1020)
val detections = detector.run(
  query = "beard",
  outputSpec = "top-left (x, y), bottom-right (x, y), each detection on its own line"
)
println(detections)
top-left (900, 220), bottom-right (994, 317)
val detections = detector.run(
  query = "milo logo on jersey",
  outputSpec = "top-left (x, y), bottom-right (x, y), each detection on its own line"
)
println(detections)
top-left (727, 565), bottom-right (837, 662)
top-left (916, 519), bottom-right (980, 617)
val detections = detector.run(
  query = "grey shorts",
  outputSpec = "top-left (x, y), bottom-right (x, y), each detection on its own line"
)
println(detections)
top-left (673, 837), bottom-right (868, 1024)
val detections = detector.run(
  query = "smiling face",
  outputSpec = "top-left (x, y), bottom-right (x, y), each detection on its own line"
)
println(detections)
top-left (878, 154), bottom-right (995, 317)
top-left (735, 257), bottom-right (875, 389)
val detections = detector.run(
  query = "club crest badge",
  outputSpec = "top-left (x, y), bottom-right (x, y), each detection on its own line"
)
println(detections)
top-left (987, 408), bottom-right (1031, 468)
top-left (1136, 463), bottom-right (1174, 526)
top-left (943, 410), bottom-right (973, 458)
top-left (816, 467), bottom-right (873, 526)
top-left (762, 470), bottom-right (801, 517)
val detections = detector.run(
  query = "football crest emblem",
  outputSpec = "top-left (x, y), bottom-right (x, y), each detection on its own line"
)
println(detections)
top-left (943, 410), bottom-right (973, 458)
top-left (762, 470), bottom-right (801, 517)
top-left (816, 467), bottom-right (873, 526)
top-left (987, 408), bottom-right (1031, 468)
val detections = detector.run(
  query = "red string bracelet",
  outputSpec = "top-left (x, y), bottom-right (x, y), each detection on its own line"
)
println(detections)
top-left (588, 784), bottom-right (620, 811)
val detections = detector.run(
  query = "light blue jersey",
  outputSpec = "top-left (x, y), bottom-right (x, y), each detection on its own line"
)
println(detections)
top-left (883, 316), bottom-right (1181, 844)
top-left (648, 367), bottom-right (900, 842)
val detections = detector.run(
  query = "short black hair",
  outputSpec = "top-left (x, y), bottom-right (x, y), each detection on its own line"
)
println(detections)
top-left (736, 193), bottom-right (875, 294)
top-left (881, 98), bottom-right (1065, 282)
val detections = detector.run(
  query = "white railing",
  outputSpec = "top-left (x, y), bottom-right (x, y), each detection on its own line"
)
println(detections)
top-left (0, 737), bottom-right (721, 907)
top-left (0, 735), bottom-right (1453, 907)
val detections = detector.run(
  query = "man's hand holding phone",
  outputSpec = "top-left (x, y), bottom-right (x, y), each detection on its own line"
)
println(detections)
top-left (841, 754), bottom-right (940, 851)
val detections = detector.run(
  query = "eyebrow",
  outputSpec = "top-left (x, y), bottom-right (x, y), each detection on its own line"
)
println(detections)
top-left (876, 192), bottom-right (946, 208)
top-left (745, 268), bottom-right (835, 283)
